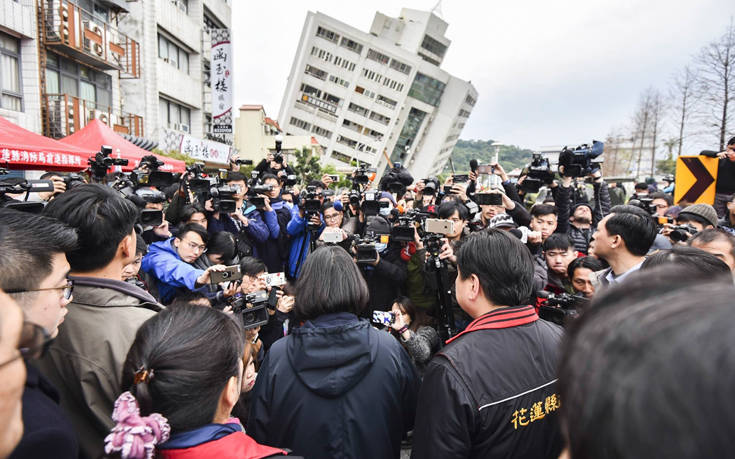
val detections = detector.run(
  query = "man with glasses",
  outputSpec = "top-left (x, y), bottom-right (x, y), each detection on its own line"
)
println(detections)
top-left (142, 222), bottom-right (228, 304)
top-left (39, 184), bottom-right (163, 459)
top-left (0, 208), bottom-right (80, 458)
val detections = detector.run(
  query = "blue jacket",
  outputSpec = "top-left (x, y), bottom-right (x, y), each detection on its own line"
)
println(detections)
top-left (258, 199), bottom-right (292, 273)
top-left (207, 203), bottom-right (270, 253)
top-left (141, 238), bottom-right (205, 304)
top-left (286, 205), bottom-right (324, 279)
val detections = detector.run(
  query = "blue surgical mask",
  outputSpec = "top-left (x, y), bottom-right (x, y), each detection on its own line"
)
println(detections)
top-left (284, 201), bottom-right (294, 210)
top-left (374, 242), bottom-right (388, 253)
top-left (379, 207), bottom-right (391, 217)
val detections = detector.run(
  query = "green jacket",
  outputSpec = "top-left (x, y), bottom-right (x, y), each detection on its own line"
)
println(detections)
top-left (38, 276), bottom-right (162, 459)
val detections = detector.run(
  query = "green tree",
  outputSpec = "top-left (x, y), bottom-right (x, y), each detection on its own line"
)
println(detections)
top-left (293, 147), bottom-right (322, 185)
top-left (442, 140), bottom-right (534, 174)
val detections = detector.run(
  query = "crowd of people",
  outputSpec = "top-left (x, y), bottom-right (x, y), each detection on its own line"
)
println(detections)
top-left (0, 136), bottom-right (735, 458)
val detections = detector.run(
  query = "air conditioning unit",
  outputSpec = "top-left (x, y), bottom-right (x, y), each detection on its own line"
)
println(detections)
top-left (174, 123), bottom-right (190, 133)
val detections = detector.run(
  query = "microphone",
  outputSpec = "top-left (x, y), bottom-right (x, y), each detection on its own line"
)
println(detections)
top-left (469, 159), bottom-right (478, 173)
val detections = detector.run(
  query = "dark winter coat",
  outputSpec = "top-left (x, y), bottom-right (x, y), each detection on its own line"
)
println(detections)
top-left (412, 306), bottom-right (564, 459)
top-left (9, 363), bottom-right (79, 459)
top-left (248, 312), bottom-right (419, 458)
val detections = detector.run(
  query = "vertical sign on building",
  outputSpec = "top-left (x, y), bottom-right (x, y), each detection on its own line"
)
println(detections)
top-left (211, 29), bottom-right (233, 134)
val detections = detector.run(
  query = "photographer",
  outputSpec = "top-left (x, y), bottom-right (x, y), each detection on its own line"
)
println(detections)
top-left (567, 256), bottom-right (604, 298)
top-left (470, 188), bottom-right (531, 231)
top-left (316, 201), bottom-right (352, 250)
top-left (555, 171), bottom-right (611, 254)
top-left (700, 136), bottom-right (735, 217)
top-left (208, 172), bottom-right (269, 258)
top-left (255, 173), bottom-right (291, 273)
top-left (142, 223), bottom-right (229, 304)
top-left (650, 192), bottom-right (673, 217)
top-left (662, 203), bottom-right (718, 244)
top-left (37, 171), bottom-right (67, 202)
top-left (358, 215), bottom-right (408, 312)
top-left (254, 151), bottom-right (296, 179)
top-left (388, 296), bottom-right (440, 377)
top-left (179, 204), bottom-right (208, 230)
top-left (286, 188), bottom-right (325, 279)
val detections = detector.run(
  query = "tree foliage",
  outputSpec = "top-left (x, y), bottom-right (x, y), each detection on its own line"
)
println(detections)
top-left (441, 140), bottom-right (534, 175)
top-left (292, 147), bottom-right (322, 185)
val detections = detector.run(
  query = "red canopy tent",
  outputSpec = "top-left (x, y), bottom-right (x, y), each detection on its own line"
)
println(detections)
top-left (0, 115), bottom-right (94, 171)
top-left (60, 119), bottom-right (186, 173)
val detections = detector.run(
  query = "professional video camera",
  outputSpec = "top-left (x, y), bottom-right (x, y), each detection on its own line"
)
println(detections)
top-left (350, 233), bottom-right (389, 265)
top-left (0, 170), bottom-right (54, 213)
top-left (228, 290), bottom-right (274, 329)
top-left (379, 162), bottom-right (414, 196)
top-left (350, 164), bottom-right (376, 188)
top-left (62, 173), bottom-right (86, 190)
top-left (558, 140), bottom-right (604, 178)
top-left (390, 209), bottom-right (433, 242)
top-left (360, 190), bottom-right (388, 217)
top-left (537, 291), bottom-right (588, 326)
top-left (246, 183), bottom-right (273, 210)
top-left (521, 154), bottom-right (555, 193)
top-left (629, 197), bottom-right (655, 216)
top-left (233, 158), bottom-right (254, 166)
top-left (87, 145), bottom-right (129, 182)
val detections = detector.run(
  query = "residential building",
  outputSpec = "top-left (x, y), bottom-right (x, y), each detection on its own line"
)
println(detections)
top-left (0, 0), bottom-right (231, 162)
top-left (278, 8), bottom-right (477, 178)
top-left (234, 104), bottom-right (321, 165)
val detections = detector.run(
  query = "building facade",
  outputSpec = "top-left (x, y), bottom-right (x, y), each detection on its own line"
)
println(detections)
top-left (0, 0), bottom-right (231, 159)
top-left (278, 8), bottom-right (477, 178)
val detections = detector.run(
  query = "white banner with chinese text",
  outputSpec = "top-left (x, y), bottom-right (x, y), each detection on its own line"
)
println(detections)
top-left (211, 29), bottom-right (233, 134)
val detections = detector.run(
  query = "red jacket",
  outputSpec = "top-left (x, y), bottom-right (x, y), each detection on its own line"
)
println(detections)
top-left (157, 431), bottom-right (288, 459)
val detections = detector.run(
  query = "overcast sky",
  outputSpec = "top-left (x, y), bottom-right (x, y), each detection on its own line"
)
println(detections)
top-left (231, 0), bottom-right (734, 152)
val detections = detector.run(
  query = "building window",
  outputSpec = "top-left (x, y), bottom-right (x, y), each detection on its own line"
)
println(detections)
top-left (348, 102), bottom-right (369, 117)
top-left (304, 64), bottom-right (328, 80)
top-left (300, 83), bottom-right (321, 98)
top-left (382, 77), bottom-right (404, 92)
top-left (169, 0), bottom-right (188, 14)
top-left (310, 46), bottom-right (333, 63)
top-left (354, 86), bottom-right (375, 99)
top-left (362, 68), bottom-right (382, 83)
top-left (336, 134), bottom-right (358, 148)
top-left (316, 26), bottom-right (339, 44)
top-left (376, 94), bottom-right (397, 109)
top-left (367, 48), bottom-right (390, 65)
top-left (408, 72), bottom-right (446, 107)
top-left (339, 37), bottom-right (363, 54)
top-left (333, 56), bottom-right (356, 72)
top-left (76, 0), bottom-right (110, 21)
top-left (331, 150), bottom-right (352, 164)
top-left (312, 124), bottom-right (333, 139)
top-left (203, 11), bottom-right (226, 32)
top-left (369, 111), bottom-right (391, 125)
top-left (45, 52), bottom-right (111, 107)
top-left (465, 94), bottom-right (477, 106)
top-left (158, 34), bottom-right (190, 74)
top-left (458, 108), bottom-right (471, 118)
top-left (159, 97), bottom-right (191, 132)
top-left (389, 59), bottom-right (411, 75)
top-left (328, 74), bottom-right (350, 87)
top-left (0, 33), bottom-right (22, 111)
top-left (290, 117), bottom-right (312, 131)
top-left (391, 107), bottom-right (427, 162)
top-left (420, 34), bottom-right (448, 58)
top-left (203, 60), bottom-right (211, 88)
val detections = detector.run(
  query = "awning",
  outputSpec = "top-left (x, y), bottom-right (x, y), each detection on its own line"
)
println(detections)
top-left (60, 119), bottom-right (186, 173)
top-left (0, 116), bottom-right (94, 172)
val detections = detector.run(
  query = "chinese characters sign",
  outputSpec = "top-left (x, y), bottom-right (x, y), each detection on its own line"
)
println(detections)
top-left (179, 133), bottom-right (231, 165)
top-left (211, 29), bottom-right (233, 134)
top-left (0, 148), bottom-right (87, 170)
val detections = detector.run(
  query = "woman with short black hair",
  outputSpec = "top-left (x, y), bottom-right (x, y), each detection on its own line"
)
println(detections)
top-left (248, 246), bottom-right (419, 458)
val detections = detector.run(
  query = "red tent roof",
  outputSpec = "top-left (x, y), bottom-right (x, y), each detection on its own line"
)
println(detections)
top-left (60, 119), bottom-right (185, 173)
top-left (0, 115), bottom-right (94, 171)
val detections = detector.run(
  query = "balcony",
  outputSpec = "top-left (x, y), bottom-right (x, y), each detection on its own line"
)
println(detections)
top-left (41, 0), bottom-right (140, 78)
top-left (43, 93), bottom-right (144, 138)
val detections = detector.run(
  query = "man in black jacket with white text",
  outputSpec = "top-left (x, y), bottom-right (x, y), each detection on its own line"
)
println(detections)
top-left (412, 230), bottom-right (564, 459)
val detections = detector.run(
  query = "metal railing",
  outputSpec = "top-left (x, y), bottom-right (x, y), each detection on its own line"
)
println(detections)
top-left (43, 93), bottom-right (144, 139)
top-left (41, 0), bottom-right (141, 78)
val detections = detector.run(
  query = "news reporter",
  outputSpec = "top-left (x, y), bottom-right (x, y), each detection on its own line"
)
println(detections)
top-left (389, 296), bottom-right (439, 375)
top-left (248, 246), bottom-right (418, 458)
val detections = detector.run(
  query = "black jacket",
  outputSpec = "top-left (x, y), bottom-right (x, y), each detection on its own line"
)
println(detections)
top-left (412, 306), bottom-right (564, 459)
top-left (360, 243), bottom-right (408, 312)
top-left (10, 363), bottom-right (79, 459)
top-left (248, 312), bottom-right (419, 458)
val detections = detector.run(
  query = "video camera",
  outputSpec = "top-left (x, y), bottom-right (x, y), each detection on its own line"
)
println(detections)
top-left (350, 164), bottom-right (376, 188)
top-left (558, 140), bottom-right (604, 178)
top-left (361, 191), bottom-right (389, 217)
top-left (537, 291), bottom-right (588, 326)
top-left (87, 145), bottom-right (128, 182)
top-left (379, 162), bottom-right (413, 197)
top-left (351, 233), bottom-right (388, 265)
top-left (62, 173), bottom-right (86, 190)
top-left (0, 170), bottom-right (54, 213)
top-left (228, 290), bottom-right (274, 329)
top-left (521, 154), bottom-right (554, 193)
top-left (247, 183), bottom-right (273, 210)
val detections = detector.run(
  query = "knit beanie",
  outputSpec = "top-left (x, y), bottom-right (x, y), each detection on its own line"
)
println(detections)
top-left (678, 203), bottom-right (718, 228)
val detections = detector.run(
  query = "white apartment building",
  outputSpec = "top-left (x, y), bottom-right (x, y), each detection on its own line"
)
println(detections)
top-left (278, 8), bottom-right (477, 179)
top-left (0, 0), bottom-right (230, 155)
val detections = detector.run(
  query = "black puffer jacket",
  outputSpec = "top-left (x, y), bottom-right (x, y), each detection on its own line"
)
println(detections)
top-left (412, 306), bottom-right (564, 459)
top-left (248, 312), bottom-right (419, 458)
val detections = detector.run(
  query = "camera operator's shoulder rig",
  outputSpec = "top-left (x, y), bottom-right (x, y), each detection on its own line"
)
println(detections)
top-left (536, 291), bottom-right (588, 327)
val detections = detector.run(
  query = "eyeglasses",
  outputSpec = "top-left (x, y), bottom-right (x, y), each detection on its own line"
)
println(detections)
top-left (182, 240), bottom-right (207, 253)
top-left (324, 213), bottom-right (341, 221)
top-left (5, 279), bottom-right (73, 301)
top-left (0, 322), bottom-right (52, 369)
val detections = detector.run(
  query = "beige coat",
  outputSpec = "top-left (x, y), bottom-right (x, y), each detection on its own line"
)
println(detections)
top-left (38, 276), bottom-right (162, 459)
